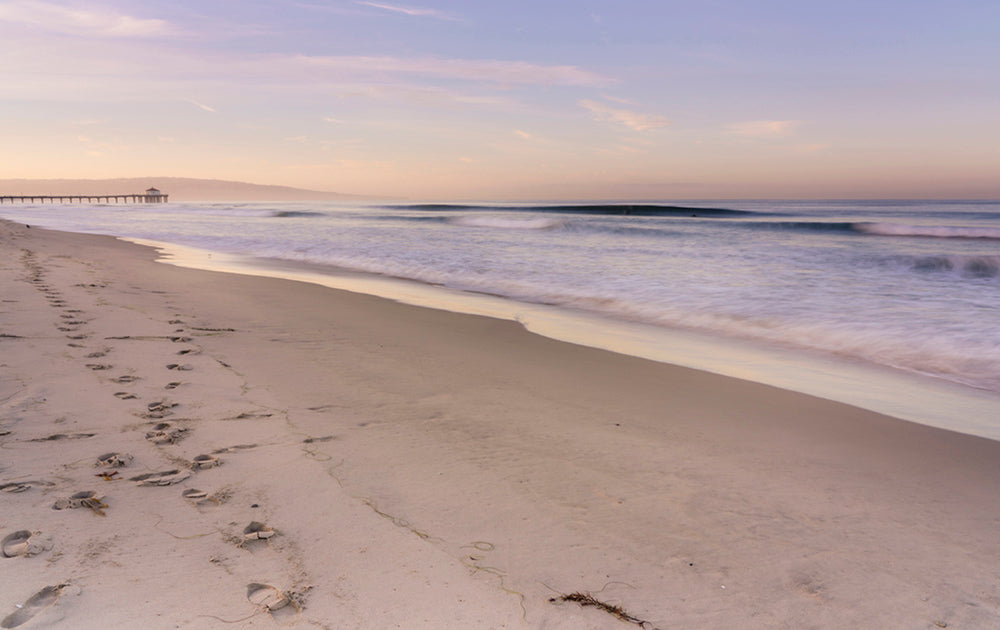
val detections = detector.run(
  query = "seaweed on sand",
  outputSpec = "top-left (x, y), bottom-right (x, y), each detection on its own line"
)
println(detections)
top-left (550, 591), bottom-right (653, 627)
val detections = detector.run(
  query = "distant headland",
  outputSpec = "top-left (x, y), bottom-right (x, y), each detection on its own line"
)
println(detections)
top-left (0, 177), bottom-right (383, 202)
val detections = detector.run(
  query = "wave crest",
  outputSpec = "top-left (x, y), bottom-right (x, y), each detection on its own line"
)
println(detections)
top-left (448, 216), bottom-right (563, 230)
top-left (856, 222), bottom-right (1000, 240)
top-left (906, 255), bottom-right (1000, 278)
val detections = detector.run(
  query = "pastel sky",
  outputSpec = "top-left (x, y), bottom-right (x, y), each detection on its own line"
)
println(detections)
top-left (2, 0), bottom-right (999, 200)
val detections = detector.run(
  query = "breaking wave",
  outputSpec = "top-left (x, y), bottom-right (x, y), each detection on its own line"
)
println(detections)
top-left (385, 203), bottom-right (755, 217)
top-left (855, 222), bottom-right (1000, 240)
top-left (894, 255), bottom-right (1000, 279)
top-left (448, 216), bottom-right (564, 230)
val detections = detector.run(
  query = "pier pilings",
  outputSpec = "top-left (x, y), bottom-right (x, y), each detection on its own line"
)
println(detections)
top-left (0, 194), bottom-right (168, 204)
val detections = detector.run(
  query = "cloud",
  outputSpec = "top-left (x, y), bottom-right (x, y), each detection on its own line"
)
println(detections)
top-left (189, 100), bottom-right (216, 113)
top-left (514, 130), bottom-right (533, 140)
top-left (356, 1), bottom-right (458, 20)
top-left (600, 93), bottom-right (637, 106)
top-left (727, 120), bottom-right (800, 137)
top-left (0, 1), bottom-right (169, 37)
top-left (298, 55), bottom-right (610, 87)
top-left (579, 99), bottom-right (670, 131)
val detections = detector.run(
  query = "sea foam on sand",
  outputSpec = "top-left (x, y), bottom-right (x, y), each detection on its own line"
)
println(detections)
top-left (2, 219), bottom-right (999, 629)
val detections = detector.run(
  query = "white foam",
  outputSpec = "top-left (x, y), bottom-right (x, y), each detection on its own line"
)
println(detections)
top-left (448, 215), bottom-right (563, 230)
top-left (858, 222), bottom-right (1000, 239)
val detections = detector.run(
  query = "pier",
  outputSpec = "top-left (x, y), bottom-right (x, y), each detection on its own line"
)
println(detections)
top-left (0, 187), bottom-right (167, 204)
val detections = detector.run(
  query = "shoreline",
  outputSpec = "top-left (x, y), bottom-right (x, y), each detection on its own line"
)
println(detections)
top-left (3, 219), bottom-right (1000, 628)
top-left (129, 236), bottom-right (1000, 442)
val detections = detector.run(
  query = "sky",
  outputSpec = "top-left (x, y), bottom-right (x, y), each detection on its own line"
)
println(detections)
top-left (1, 0), bottom-right (999, 200)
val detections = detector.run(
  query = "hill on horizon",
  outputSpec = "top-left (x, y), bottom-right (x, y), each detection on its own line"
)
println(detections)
top-left (0, 177), bottom-right (383, 202)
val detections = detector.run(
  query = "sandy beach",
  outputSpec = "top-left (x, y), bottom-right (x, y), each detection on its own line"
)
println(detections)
top-left (2, 218), bottom-right (999, 629)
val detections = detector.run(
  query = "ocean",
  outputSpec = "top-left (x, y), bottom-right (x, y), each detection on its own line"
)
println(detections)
top-left (4, 199), bottom-right (999, 438)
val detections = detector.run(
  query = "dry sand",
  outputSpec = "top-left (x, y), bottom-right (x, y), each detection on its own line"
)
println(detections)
top-left (2, 219), bottom-right (999, 629)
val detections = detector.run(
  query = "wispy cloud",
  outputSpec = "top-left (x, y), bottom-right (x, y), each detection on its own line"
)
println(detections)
top-left (0, 1), bottom-right (169, 37)
top-left (600, 93), bottom-right (637, 106)
top-left (189, 99), bottom-right (216, 113)
top-left (329, 84), bottom-right (513, 108)
top-left (355, 1), bottom-right (458, 20)
top-left (514, 130), bottom-right (533, 140)
top-left (298, 55), bottom-right (609, 87)
top-left (727, 120), bottom-right (800, 137)
top-left (579, 99), bottom-right (670, 131)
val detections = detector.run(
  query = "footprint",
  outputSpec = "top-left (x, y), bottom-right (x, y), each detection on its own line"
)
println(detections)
top-left (307, 405), bottom-right (336, 412)
top-left (113, 392), bottom-right (137, 400)
top-left (145, 423), bottom-right (188, 445)
top-left (164, 382), bottom-right (182, 390)
top-left (143, 401), bottom-right (177, 419)
top-left (212, 444), bottom-right (258, 454)
top-left (26, 433), bottom-right (95, 442)
top-left (191, 454), bottom-right (221, 470)
top-left (2, 531), bottom-right (46, 558)
top-left (95, 452), bottom-right (133, 468)
top-left (224, 411), bottom-right (273, 421)
top-left (303, 436), bottom-right (335, 444)
top-left (0, 481), bottom-right (54, 494)
top-left (246, 583), bottom-right (290, 612)
top-left (170, 336), bottom-right (191, 343)
top-left (112, 375), bottom-right (140, 384)
top-left (181, 488), bottom-right (208, 501)
top-left (130, 469), bottom-right (192, 486)
top-left (86, 364), bottom-right (113, 371)
top-left (176, 348), bottom-right (199, 356)
top-left (165, 364), bottom-right (193, 371)
top-left (2, 531), bottom-right (32, 558)
top-left (181, 488), bottom-right (221, 509)
top-left (240, 522), bottom-right (276, 547)
top-left (52, 491), bottom-right (107, 516)
top-left (86, 351), bottom-right (108, 359)
top-left (1, 584), bottom-right (67, 629)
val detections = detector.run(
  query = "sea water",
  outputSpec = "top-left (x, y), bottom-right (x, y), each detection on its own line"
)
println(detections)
top-left (4, 199), bottom-right (999, 437)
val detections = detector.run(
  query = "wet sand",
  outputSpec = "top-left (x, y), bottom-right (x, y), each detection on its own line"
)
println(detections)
top-left (2, 219), bottom-right (999, 629)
